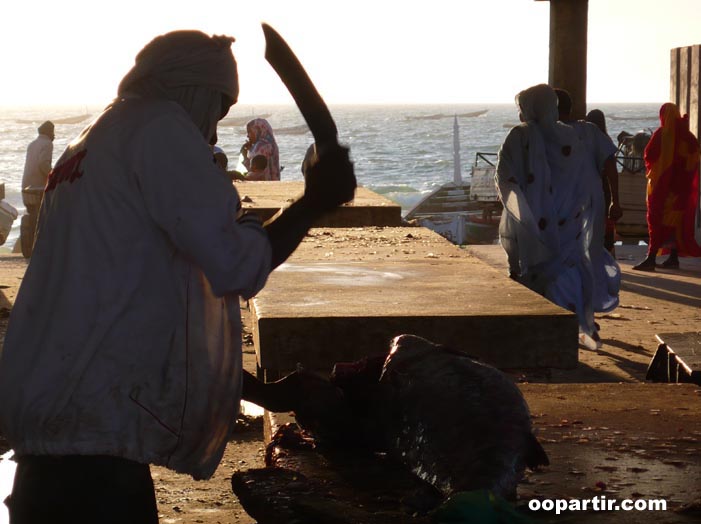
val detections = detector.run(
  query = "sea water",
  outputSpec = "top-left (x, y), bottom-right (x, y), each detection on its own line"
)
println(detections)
top-left (0, 103), bottom-right (661, 252)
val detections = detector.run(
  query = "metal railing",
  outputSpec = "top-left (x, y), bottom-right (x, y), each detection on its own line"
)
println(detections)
top-left (474, 152), bottom-right (498, 167)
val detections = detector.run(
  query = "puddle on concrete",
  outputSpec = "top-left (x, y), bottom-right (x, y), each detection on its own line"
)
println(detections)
top-left (0, 450), bottom-right (16, 524)
top-left (277, 263), bottom-right (405, 286)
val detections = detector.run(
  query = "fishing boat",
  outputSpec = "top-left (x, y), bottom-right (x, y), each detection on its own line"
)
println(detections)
top-left (405, 109), bottom-right (488, 121)
top-left (15, 113), bottom-right (92, 125)
top-left (274, 124), bottom-right (309, 135)
top-left (403, 117), bottom-right (500, 245)
top-left (219, 113), bottom-right (273, 127)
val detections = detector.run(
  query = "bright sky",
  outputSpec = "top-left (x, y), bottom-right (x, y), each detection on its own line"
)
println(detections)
top-left (1, 0), bottom-right (699, 107)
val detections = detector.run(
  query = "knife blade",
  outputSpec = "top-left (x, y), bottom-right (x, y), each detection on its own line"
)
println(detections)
top-left (262, 23), bottom-right (338, 149)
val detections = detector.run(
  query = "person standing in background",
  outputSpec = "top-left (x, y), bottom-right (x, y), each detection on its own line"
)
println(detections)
top-left (554, 89), bottom-right (622, 348)
top-left (632, 102), bottom-right (701, 270)
top-left (21, 120), bottom-right (54, 215)
top-left (496, 84), bottom-right (619, 351)
top-left (586, 108), bottom-right (620, 256)
top-left (209, 132), bottom-right (229, 171)
top-left (20, 120), bottom-right (54, 257)
top-left (240, 118), bottom-right (280, 180)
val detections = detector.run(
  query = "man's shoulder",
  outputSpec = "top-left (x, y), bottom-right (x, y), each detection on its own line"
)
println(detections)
top-left (574, 120), bottom-right (615, 148)
top-left (571, 119), bottom-right (597, 136)
top-left (94, 99), bottom-right (196, 142)
top-left (117, 98), bottom-right (187, 122)
top-left (27, 135), bottom-right (48, 152)
top-left (505, 123), bottom-right (529, 141)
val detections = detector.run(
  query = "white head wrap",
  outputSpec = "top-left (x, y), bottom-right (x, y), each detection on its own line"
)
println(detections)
top-left (118, 30), bottom-right (238, 141)
top-left (497, 84), bottom-right (597, 336)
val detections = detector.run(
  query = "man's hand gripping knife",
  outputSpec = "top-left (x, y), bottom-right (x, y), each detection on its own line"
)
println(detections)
top-left (240, 22), bottom-right (355, 415)
top-left (262, 143), bottom-right (356, 269)
top-left (239, 145), bottom-right (354, 412)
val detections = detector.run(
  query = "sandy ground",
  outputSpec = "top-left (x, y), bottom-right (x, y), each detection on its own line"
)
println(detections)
top-left (0, 240), bottom-right (699, 523)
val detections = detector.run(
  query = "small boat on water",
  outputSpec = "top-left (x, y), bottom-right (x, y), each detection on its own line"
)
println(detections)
top-left (15, 113), bottom-right (92, 125)
top-left (405, 109), bottom-right (488, 121)
top-left (608, 114), bottom-right (656, 121)
top-left (274, 124), bottom-right (309, 135)
top-left (404, 116), bottom-right (500, 245)
top-left (219, 113), bottom-right (273, 127)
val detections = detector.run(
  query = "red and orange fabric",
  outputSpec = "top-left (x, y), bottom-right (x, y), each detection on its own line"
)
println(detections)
top-left (643, 102), bottom-right (701, 257)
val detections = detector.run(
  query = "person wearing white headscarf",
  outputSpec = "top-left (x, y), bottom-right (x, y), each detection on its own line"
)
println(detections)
top-left (0, 30), bottom-right (355, 523)
top-left (496, 84), bottom-right (611, 349)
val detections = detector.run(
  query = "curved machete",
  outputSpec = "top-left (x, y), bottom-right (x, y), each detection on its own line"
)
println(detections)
top-left (262, 23), bottom-right (338, 149)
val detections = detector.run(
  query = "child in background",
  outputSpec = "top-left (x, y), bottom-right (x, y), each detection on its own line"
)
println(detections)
top-left (231, 154), bottom-right (268, 181)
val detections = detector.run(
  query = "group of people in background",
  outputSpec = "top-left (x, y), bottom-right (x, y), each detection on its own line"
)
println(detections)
top-left (495, 84), bottom-right (701, 350)
top-left (210, 117), bottom-right (282, 182)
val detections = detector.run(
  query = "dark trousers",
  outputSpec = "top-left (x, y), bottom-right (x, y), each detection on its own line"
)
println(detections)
top-left (5, 455), bottom-right (158, 524)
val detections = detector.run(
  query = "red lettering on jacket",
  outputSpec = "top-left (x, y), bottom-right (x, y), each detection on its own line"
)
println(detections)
top-left (46, 149), bottom-right (87, 192)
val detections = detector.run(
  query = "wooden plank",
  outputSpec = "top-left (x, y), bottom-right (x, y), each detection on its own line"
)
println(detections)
top-left (690, 45), bottom-right (700, 141)
top-left (616, 170), bottom-right (649, 239)
top-left (648, 331), bottom-right (701, 385)
top-left (671, 44), bottom-right (701, 142)
top-left (671, 47), bottom-right (679, 105)
top-left (680, 46), bottom-right (691, 118)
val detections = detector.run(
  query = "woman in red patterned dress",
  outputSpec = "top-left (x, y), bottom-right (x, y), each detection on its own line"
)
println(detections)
top-left (633, 102), bottom-right (701, 271)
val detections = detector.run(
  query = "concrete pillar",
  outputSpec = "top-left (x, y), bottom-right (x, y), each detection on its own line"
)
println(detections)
top-left (671, 45), bottom-right (701, 144)
top-left (536, 0), bottom-right (589, 120)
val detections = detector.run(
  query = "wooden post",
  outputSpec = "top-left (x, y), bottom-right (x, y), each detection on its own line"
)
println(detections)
top-left (536, 0), bottom-right (589, 120)
top-left (670, 45), bottom-right (701, 144)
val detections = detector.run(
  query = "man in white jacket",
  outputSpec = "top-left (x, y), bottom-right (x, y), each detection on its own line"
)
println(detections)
top-left (0, 30), bottom-right (355, 523)
top-left (21, 120), bottom-right (54, 206)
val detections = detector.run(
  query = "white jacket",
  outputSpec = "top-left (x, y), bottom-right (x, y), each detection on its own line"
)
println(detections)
top-left (22, 134), bottom-right (53, 189)
top-left (0, 98), bottom-right (271, 479)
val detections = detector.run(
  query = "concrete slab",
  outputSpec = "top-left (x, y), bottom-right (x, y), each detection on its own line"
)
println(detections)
top-left (288, 226), bottom-right (474, 261)
top-left (252, 227), bottom-right (577, 373)
top-left (234, 181), bottom-right (402, 226)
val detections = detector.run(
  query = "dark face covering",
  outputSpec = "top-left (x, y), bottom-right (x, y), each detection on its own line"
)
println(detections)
top-left (118, 30), bottom-right (239, 141)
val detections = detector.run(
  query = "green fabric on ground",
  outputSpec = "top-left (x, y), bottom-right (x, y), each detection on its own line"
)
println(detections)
top-left (431, 490), bottom-right (533, 524)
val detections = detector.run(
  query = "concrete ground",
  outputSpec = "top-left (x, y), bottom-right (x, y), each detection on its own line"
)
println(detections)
top-left (253, 240), bottom-right (701, 523)
top-left (1, 240), bottom-right (699, 523)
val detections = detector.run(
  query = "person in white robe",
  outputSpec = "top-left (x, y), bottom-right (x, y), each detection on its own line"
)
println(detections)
top-left (496, 84), bottom-right (619, 350)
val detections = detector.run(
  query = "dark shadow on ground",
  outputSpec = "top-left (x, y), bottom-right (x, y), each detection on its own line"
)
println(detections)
top-left (505, 354), bottom-right (648, 384)
top-left (601, 338), bottom-right (651, 355)
top-left (620, 272), bottom-right (701, 308)
top-left (593, 347), bottom-right (651, 377)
